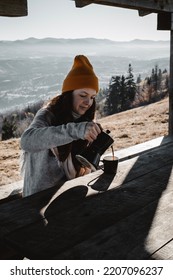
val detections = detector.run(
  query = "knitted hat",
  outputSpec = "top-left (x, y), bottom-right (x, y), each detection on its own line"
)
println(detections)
top-left (62, 55), bottom-right (99, 93)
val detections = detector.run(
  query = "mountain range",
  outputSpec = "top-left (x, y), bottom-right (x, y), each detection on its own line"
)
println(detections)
top-left (0, 37), bottom-right (170, 59)
top-left (0, 38), bottom-right (170, 113)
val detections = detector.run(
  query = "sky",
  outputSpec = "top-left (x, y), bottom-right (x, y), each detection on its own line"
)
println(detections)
top-left (0, 0), bottom-right (170, 41)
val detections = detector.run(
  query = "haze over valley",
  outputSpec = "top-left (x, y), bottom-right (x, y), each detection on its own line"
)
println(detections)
top-left (0, 38), bottom-right (170, 112)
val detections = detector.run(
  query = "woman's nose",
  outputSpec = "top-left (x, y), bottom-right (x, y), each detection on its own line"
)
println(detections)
top-left (84, 97), bottom-right (92, 106)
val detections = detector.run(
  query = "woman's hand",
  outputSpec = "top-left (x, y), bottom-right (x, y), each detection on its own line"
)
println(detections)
top-left (84, 122), bottom-right (102, 142)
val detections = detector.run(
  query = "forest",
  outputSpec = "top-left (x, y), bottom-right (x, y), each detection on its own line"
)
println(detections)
top-left (96, 64), bottom-right (169, 118)
top-left (0, 63), bottom-right (169, 141)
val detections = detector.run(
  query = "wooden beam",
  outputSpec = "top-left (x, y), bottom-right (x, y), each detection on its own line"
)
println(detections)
top-left (157, 12), bottom-right (171, 30)
top-left (0, 0), bottom-right (27, 17)
top-left (169, 14), bottom-right (173, 135)
top-left (138, 10), bottom-right (152, 17)
top-left (75, 0), bottom-right (92, 7)
top-left (74, 0), bottom-right (173, 13)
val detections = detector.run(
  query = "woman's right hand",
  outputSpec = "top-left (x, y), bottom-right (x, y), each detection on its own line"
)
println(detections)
top-left (84, 122), bottom-right (102, 143)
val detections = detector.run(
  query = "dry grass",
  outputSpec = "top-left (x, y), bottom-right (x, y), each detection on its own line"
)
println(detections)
top-left (0, 97), bottom-right (169, 186)
top-left (99, 97), bottom-right (169, 151)
top-left (0, 138), bottom-right (21, 186)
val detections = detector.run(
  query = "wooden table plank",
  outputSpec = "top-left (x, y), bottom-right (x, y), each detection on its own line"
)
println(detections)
top-left (1, 136), bottom-right (171, 202)
top-left (1, 140), bottom-right (172, 237)
top-left (40, 140), bottom-right (173, 212)
top-left (55, 188), bottom-right (173, 260)
top-left (0, 181), bottom-right (65, 237)
top-left (150, 239), bottom-right (173, 260)
top-left (106, 135), bottom-right (173, 162)
top-left (1, 141), bottom-right (173, 259)
top-left (5, 162), bottom-right (173, 259)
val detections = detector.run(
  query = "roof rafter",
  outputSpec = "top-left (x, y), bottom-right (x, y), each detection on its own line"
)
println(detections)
top-left (73, 0), bottom-right (173, 13)
top-left (0, 0), bottom-right (27, 17)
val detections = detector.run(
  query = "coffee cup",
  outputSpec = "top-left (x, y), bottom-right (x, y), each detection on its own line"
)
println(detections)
top-left (102, 156), bottom-right (119, 174)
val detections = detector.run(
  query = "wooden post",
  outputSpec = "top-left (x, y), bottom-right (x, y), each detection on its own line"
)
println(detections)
top-left (169, 13), bottom-right (173, 135)
top-left (0, 0), bottom-right (28, 17)
top-left (0, 115), bottom-right (3, 141)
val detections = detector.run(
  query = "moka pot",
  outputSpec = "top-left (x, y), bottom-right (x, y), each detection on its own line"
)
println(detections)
top-left (76, 130), bottom-right (114, 171)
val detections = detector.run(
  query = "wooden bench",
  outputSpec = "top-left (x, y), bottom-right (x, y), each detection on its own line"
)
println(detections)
top-left (0, 180), bottom-right (23, 204)
top-left (0, 135), bottom-right (173, 259)
top-left (0, 135), bottom-right (170, 202)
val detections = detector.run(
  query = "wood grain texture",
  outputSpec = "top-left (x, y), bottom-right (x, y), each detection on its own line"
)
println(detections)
top-left (0, 0), bottom-right (27, 17)
top-left (1, 139), bottom-right (173, 259)
top-left (74, 0), bottom-right (173, 13)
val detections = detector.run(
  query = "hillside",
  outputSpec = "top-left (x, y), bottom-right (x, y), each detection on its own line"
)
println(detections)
top-left (0, 38), bottom-right (170, 113)
top-left (0, 38), bottom-right (169, 59)
top-left (0, 97), bottom-right (169, 187)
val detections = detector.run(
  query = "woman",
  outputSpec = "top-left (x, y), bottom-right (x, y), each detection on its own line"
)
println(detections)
top-left (20, 55), bottom-right (101, 197)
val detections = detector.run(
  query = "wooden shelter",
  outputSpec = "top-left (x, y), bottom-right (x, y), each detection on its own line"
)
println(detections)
top-left (74, 0), bottom-right (173, 136)
top-left (74, 0), bottom-right (173, 13)
top-left (0, 1), bottom-right (173, 260)
top-left (0, 0), bottom-right (27, 17)
top-left (1, 0), bottom-right (173, 133)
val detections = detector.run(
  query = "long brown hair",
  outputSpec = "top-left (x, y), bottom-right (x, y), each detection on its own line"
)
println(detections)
top-left (46, 91), bottom-right (96, 170)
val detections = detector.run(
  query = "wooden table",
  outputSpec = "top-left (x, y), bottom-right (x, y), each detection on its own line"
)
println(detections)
top-left (0, 136), bottom-right (173, 260)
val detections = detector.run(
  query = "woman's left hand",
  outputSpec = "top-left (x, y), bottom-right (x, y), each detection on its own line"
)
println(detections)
top-left (84, 122), bottom-right (102, 142)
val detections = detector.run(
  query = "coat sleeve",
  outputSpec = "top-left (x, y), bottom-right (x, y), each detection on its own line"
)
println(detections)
top-left (20, 108), bottom-right (88, 152)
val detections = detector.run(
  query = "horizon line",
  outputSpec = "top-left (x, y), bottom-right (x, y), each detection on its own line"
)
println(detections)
top-left (0, 37), bottom-right (170, 43)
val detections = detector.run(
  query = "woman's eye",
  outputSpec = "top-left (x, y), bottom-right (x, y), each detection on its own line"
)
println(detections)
top-left (79, 94), bottom-right (95, 100)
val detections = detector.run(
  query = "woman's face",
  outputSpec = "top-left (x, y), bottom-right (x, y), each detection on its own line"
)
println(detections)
top-left (72, 88), bottom-right (96, 115)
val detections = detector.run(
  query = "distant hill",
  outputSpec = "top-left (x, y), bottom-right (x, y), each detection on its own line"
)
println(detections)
top-left (0, 37), bottom-right (170, 113)
top-left (0, 37), bottom-right (170, 59)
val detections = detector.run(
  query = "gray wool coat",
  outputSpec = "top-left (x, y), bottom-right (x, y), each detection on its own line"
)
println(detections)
top-left (20, 108), bottom-right (88, 197)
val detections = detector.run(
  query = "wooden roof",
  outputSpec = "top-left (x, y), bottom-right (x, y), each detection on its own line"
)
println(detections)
top-left (74, 0), bottom-right (173, 14)
top-left (0, 0), bottom-right (27, 17)
top-left (2, 0), bottom-right (173, 18)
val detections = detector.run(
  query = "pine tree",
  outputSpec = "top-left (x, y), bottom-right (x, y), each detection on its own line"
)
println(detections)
top-left (125, 64), bottom-right (136, 102)
top-left (120, 75), bottom-right (128, 111)
top-left (106, 76), bottom-right (121, 114)
top-left (104, 64), bottom-right (137, 115)
top-left (136, 74), bottom-right (142, 84)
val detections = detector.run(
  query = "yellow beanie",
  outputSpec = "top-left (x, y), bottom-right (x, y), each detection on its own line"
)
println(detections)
top-left (62, 55), bottom-right (99, 93)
